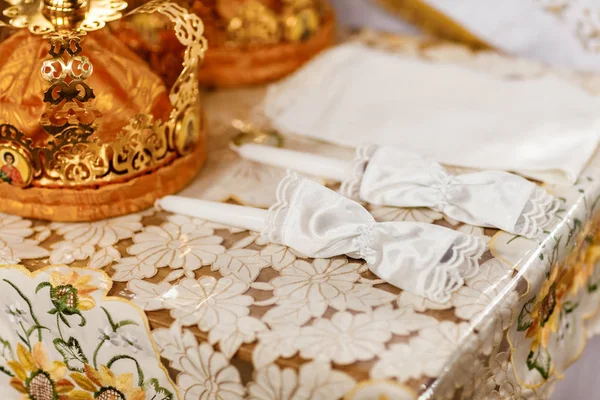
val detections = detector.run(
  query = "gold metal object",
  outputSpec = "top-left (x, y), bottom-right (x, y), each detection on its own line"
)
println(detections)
top-left (227, 1), bottom-right (280, 45)
top-left (40, 31), bottom-right (101, 135)
top-left (42, 0), bottom-right (90, 29)
top-left (231, 119), bottom-right (284, 148)
top-left (282, 0), bottom-right (321, 42)
top-left (0, 0), bottom-right (208, 188)
top-left (227, 0), bottom-right (324, 46)
top-left (3, 0), bottom-right (128, 34)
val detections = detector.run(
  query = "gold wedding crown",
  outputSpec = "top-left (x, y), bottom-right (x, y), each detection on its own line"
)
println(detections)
top-left (0, 0), bottom-right (208, 221)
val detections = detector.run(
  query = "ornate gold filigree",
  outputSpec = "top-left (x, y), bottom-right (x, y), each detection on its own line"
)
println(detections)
top-left (226, 0), bottom-right (323, 46)
top-left (35, 115), bottom-right (176, 187)
top-left (110, 114), bottom-right (170, 175)
top-left (0, 0), bottom-right (207, 188)
top-left (40, 126), bottom-right (109, 184)
top-left (40, 31), bottom-right (102, 136)
top-left (128, 0), bottom-right (207, 69)
top-left (2, 0), bottom-right (128, 34)
top-left (14, 107), bottom-right (201, 188)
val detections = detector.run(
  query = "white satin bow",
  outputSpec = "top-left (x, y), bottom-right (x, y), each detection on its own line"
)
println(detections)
top-left (341, 145), bottom-right (560, 239)
top-left (159, 173), bottom-right (486, 302)
top-left (262, 173), bottom-right (486, 302)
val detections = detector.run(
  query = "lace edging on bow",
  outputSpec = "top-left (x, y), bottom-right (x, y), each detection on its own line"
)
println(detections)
top-left (420, 234), bottom-right (487, 303)
top-left (262, 171), bottom-right (302, 244)
top-left (514, 186), bottom-right (561, 239)
top-left (340, 144), bottom-right (378, 200)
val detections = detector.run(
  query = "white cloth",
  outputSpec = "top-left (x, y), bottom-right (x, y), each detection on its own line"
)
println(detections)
top-left (420, 0), bottom-right (600, 71)
top-left (262, 172), bottom-right (486, 302)
top-left (341, 145), bottom-right (560, 239)
top-left (263, 42), bottom-right (600, 185)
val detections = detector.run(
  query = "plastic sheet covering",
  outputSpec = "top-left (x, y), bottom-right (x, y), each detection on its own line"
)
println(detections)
top-left (2, 33), bottom-right (600, 400)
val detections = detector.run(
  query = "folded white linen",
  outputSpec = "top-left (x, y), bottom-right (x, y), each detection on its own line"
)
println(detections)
top-left (158, 173), bottom-right (486, 302)
top-left (263, 42), bottom-right (600, 184)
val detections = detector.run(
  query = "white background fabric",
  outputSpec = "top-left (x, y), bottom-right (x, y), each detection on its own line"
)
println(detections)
top-left (333, 0), bottom-right (600, 70)
top-left (330, 0), bottom-right (420, 35)
top-left (424, 0), bottom-right (600, 70)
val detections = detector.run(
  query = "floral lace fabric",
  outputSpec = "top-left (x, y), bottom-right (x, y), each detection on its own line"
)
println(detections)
top-left (1, 33), bottom-right (600, 400)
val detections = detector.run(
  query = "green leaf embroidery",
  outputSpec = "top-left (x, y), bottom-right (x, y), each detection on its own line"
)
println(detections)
top-left (93, 308), bottom-right (139, 368)
top-left (588, 265), bottom-right (600, 293)
top-left (585, 235), bottom-right (594, 244)
top-left (25, 325), bottom-right (49, 339)
top-left (0, 366), bottom-right (13, 377)
top-left (539, 286), bottom-right (557, 327)
top-left (565, 219), bottom-right (582, 248)
top-left (107, 355), bottom-right (144, 386)
top-left (0, 335), bottom-right (14, 377)
top-left (0, 336), bottom-right (13, 362)
top-left (54, 337), bottom-right (88, 372)
top-left (527, 346), bottom-right (551, 380)
top-left (102, 307), bottom-right (117, 331)
top-left (144, 378), bottom-right (174, 400)
top-left (35, 282), bottom-right (52, 294)
top-left (114, 320), bottom-right (138, 330)
top-left (562, 301), bottom-right (579, 314)
top-left (507, 235), bottom-right (522, 245)
top-left (3, 279), bottom-right (46, 345)
top-left (517, 296), bottom-right (536, 331)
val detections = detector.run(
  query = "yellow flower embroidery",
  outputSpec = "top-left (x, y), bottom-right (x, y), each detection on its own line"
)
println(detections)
top-left (572, 245), bottom-right (598, 293)
top-left (69, 364), bottom-right (146, 400)
top-left (8, 342), bottom-right (74, 400)
top-left (526, 266), bottom-right (570, 351)
top-left (49, 270), bottom-right (99, 311)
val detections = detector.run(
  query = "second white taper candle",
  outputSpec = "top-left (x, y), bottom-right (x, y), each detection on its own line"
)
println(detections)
top-left (233, 143), bottom-right (350, 181)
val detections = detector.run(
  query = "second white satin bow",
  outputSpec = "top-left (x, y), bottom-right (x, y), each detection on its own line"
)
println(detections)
top-left (341, 145), bottom-right (560, 239)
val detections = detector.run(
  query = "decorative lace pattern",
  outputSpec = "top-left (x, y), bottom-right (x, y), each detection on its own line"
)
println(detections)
top-left (340, 144), bottom-right (378, 200)
top-left (514, 186), bottom-right (561, 239)
top-left (261, 170), bottom-right (302, 244)
top-left (419, 235), bottom-right (487, 303)
top-left (353, 223), bottom-right (377, 264)
top-left (430, 165), bottom-right (456, 210)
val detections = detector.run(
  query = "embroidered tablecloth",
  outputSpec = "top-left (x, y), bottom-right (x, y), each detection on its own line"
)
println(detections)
top-left (2, 33), bottom-right (600, 400)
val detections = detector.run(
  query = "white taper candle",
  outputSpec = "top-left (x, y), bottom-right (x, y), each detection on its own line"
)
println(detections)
top-left (233, 143), bottom-right (350, 181)
top-left (157, 196), bottom-right (269, 232)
